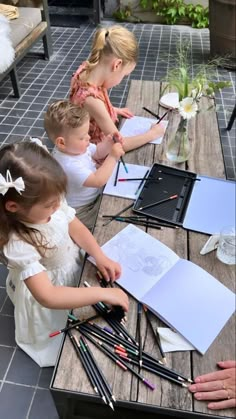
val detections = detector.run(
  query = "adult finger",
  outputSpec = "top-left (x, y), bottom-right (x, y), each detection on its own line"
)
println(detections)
top-left (218, 360), bottom-right (236, 369)
top-left (189, 380), bottom-right (227, 393)
top-left (193, 389), bottom-right (230, 401)
top-left (194, 368), bottom-right (232, 383)
top-left (208, 398), bottom-right (236, 410)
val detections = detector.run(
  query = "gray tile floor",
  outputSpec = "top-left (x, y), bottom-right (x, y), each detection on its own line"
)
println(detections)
top-left (0, 21), bottom-right (235, 419)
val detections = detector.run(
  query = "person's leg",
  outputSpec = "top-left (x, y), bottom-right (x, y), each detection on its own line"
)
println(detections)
top-left (75, 195), bottom-right (101, 232)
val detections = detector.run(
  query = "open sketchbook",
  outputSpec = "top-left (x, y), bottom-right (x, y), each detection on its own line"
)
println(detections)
top-left (120, 116), bottom-right (168, 145)
top-left (103, 163), bottom-right (150, 199)
top-left (89, 224), bottom-right (235, 354)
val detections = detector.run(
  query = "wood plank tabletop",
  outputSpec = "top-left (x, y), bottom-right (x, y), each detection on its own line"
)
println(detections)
top-left (51, 81), bottom-right (235, 419)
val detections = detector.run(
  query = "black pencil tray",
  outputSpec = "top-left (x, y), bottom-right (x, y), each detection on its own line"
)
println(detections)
top-left (133, 163), bottom-right (197, 226)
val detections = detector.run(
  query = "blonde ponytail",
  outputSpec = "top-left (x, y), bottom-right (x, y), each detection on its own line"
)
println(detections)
top-left (86, 25), bottom-right (138, 72)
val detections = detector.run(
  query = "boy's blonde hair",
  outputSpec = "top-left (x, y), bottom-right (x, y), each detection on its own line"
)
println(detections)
top-left (87, 25), bottom-right (138, 71)
top-left (44, 100), bottom-right (89, 142)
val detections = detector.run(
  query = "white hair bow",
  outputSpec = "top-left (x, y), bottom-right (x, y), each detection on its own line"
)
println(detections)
top-left (0, 169), bottom-right (25, 196)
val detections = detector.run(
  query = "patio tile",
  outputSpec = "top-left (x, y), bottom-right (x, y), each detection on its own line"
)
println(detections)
top-left (0, 383), bottom-right (34, 419)
top-left (6, 348), bottom-right (41, 386)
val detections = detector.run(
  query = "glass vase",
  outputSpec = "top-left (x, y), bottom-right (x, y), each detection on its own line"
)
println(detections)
top-left (166, 116), bottom-right (190, 163)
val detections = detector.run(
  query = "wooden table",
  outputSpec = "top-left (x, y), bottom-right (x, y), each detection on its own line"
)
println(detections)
top-left (51, 81), bottom-right (236, 419)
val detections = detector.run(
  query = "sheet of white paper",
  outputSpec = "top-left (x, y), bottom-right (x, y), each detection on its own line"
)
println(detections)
top-left (183, 176), bottom-right (236, 235)
top-left (89, 224), bottom-right (179, 301)
top-left (120, 116), bottom-right (168, 145)
top-left (103, 163), bottom-right (150, 199)
top-left (157, 327), bottom-right (195, 352)
top-left (88, 224), bottom-right (235, 354)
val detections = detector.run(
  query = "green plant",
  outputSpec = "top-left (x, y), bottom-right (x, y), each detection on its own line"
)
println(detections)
top-left (113, 5), bottom-right (142, 22)
top-left (163, 43), bottom-right (231, 103)
top-left (140, 0), bottom-right (209, 28)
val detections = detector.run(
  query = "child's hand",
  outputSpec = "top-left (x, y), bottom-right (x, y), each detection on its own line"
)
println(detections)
top-left (148, 122), bottom-right (165, 141)
top-left (114, 107), bottom-right (134, 119)
top-left (96, 254), bottom-right (121, 282)
top-left (110, 143), bottom-right (125, 160)
top-left (112, 131), bottom-right (124, 146)
top-left (103, 288), bottom-right (129, 312)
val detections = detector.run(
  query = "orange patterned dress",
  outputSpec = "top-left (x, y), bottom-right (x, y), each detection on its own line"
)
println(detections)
top-left (70, 62), bottom-right (118, 144)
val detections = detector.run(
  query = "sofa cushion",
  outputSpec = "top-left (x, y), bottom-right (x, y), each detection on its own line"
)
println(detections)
top-left (9, 7), bottom-right (41, 48)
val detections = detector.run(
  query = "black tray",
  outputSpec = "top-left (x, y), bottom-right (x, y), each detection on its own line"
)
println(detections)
top-left (133, 163), bottom-right (197, 226)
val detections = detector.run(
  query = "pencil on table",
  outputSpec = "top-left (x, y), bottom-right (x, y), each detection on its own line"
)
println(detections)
top-left (49, 313), bottom-right (100, 337)
top-left (143, 306), bottom-right (166, 364)
top-left (102, 202), bottom-right (134, 226)
top-left (114, 217), bottom-right (163, 230)
top-left (134, 169), bottom-right (149, 195)
top-left (80, 336), bottom-right (116, 408)
top-left (118, 178), bottom-right (161, 182)
top-left (68, 331), bottom-right (101, 397)
top-left (142, 106), bottom-right (160, 120)
top-left (80, 329), bottom-right (155, 390)
top-left (137, 302), bottom-right (142, 368)
top-left (138, 194), bottom-right (178, 211)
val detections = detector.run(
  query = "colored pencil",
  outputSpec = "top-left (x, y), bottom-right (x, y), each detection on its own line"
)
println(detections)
top-left (114, 217), bottom-right (162, 230)
top-left (112, 136), bottom-right (128, 173)
top-left (138, 194), bottom-right (178, 211)
top-left (68, 331), bottom-right (101, 397)
top-left (81, 330), bottom-right (155, 390)
top-left (156, 111), bottom-right (168, 124)
top-left (106, 215), bottom-right (178, 229)
top-left (113, 160), bottom-right (120, 187)
top-left (134, 169), bottom-right (149, 195)
top-left (79, 323), bottom-right (138, 355)
top-left (102, 202), bottom-right (134, 226)
top-left (80, 336), bottom-right (116, 406)
top-left (117, 353), bottom-right (188, 387)
top-left (84, 322), bottom-right (139, 353)
top-left (49, 313), bottom-right (100, 337)
top-left (137, 302), bottom-right (142, 367)
top-left (144, 307), bottom-right (166, 364)
top-left (142, 106), bottom-right (160, 120)
top-left (118, 178), bottom-right (160, 182)
top-left (78, 338), bottom-right (112, 407)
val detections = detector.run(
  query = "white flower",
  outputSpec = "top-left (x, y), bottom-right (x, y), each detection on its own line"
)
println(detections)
top-left (178, 97), bottom-right (198, 120)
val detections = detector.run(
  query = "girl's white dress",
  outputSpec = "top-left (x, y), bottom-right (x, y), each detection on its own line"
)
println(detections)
top-left (4, 202), bottom-right (82, 367)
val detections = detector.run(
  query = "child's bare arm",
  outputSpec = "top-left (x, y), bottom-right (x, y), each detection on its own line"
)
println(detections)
top-left (25, 271), bottom-right (129, 311)
top-left (69, 217), bottom-right (121, 281)
top-left (84, 96), bottom-right (166, 152)
top-left (84, 143), bottom-right (124, 188)
top-left (84, 96), bottom-right (119, 136)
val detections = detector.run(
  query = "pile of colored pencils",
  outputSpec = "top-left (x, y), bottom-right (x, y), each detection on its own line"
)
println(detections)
top-left (49, 277), bottom-right (192, 410)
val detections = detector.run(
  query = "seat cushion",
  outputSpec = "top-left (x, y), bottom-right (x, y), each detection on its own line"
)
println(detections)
top-left (9, 7), bottom-right (41, 48)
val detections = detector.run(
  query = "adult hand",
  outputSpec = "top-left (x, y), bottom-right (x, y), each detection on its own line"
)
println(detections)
top-left (188, 360), bottom-right (236, 410)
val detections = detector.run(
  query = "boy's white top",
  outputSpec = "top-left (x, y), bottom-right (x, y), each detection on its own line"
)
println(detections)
top-left (4, 201), bottom-right (82, 367)
top-left (52, 144), bottom-right (100, 208)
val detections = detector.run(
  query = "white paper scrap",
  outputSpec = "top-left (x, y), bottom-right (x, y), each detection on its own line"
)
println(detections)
top-left (157, 327), bottom-right (195, 352)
